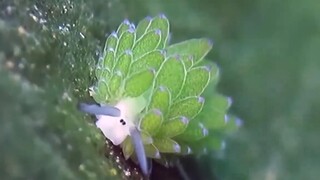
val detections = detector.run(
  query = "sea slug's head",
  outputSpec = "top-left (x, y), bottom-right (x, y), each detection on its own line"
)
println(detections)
top-left (95, 97), bottom-right (146, 145)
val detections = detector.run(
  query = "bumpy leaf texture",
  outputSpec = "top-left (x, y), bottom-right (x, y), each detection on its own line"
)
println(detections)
top-left (91, 14), bottom-right (239, 165)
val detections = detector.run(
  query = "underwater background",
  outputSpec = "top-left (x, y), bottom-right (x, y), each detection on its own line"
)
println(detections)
top-left (1, 0), bottom-right (319, 180)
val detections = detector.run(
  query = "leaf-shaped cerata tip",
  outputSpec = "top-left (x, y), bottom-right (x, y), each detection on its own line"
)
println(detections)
top-left (116, 30), bottom-right (135, 57)
top-left (198, 96), bottom-right (205, 103)
top-left (139, 109), bottom-right (163, 136)
top-left (128, 27), bottom-right (135, 33)
top-left (94, 80), bottom-right (109, 102)
top-left (148, 85), bottom-right (171, 115)
top-left (208, 39), bottom-right (214, 46)
top-left (122, 137), bottom-right (134, 160)
top-left (129, 23), bottom-right (136, 30)
top-left (205, 62), bottom-right (220, 85)
top-left (166, 38), bottom-right (213, 65)
top-left (132, 29), bottom-right (162, 59)
top-left (145, 144), bottom-right (161, 159)
top-left (168, 96), bottom-right (205, 120)
top-left (102, 48), bottom-right (115, 71)
top-left (236, 117), bottom-right (243, 127)
top-left (191, 135), bottom-right (226, 153)
top-left (104, 31), bottom-right (118, 52)
top-left (108, 71), bottom-right (123, 97)
top-left (156, 116), bottom-right (189, 138)
top-left (224, 115), bottom-right (243, 132)
top-left (123, 19), bottom-right (130, 24)
top-left (153, 138), bottom-right (181, 153)
top-left (180, 55), bottom-right (193, 70)
top-left (149, 14), bottom-right (170, 48)
top-left (176, 122), bottom-right (209, 142)
top-left (113, 50), bottom-right (132, 77)
top-left (95, 66), bottom-right (110, 82)
top-left (199, 123), bottom-right (209, 136)
top-left (138, 131), bottom-right (153, 145)
top-left (136, 16), bottom-right (152, 39)
top-left (200, 94), bottom-right (231, 129)
top-left (179, 66), bottom-right (211, 99)
top-left (158, 13), bottom-right (167, 19)
top-left (116, 19), bottom-right (131, 35)
top-left (224, 97), bottom-right (233, 111)
top-left (125, 69), bottom-right (155, 97)
top-left (156, 56), bottom-right (186, 99)
top-left (130, 50), bottom-right (165, 74)
top-left (110, 31), bottom-right (118, 38)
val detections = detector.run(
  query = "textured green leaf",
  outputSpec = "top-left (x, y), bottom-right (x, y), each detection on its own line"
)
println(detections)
top-left (94, 80), bottom-right (110, 102)
top-left (103, 32), bottom-right (118, 52)
top-left (179, 66), bottom-right (211, 99)
top-left (148, 86), bottom-right (171, 115)
top-left (177, 122), bottom-right (209, 142)
top-left (157, 116), bottom-right (189, 138)
top-left (90, 15), bottom-right (233, 164)
top-left (156, 56), bottom-right (186, 99)
top-left (130, 50), bottom-right (165, 74)
top-left (205, 136), bottom-right (224, 151)
top-left (103, 48), bottom-right (115, 71)
top-left (153, 138), bottom-right (181, 153)
top-left (144, 144), bottom-right (161, 159)
top-left (91, 86), bottom-right (105, 104)
top-left (148, 14), bottom-right (169, 48)
top-left (210, 93), bottom-right (231, 113)
top-left (122, 132), bottom-right (154, 160)
top-left (168, 96), bottom-right (205, 119)
top-left (122, 137), bottom-right (134, 160)
top-left (95, 68), bottom-right (111, 81)
top-left (116, 19), bottom-right (131, 36)
top-left (108, 71), bottom-right (123, 97)
top-left (116, 30), bottom-right (135, 57)
top-left (180, 55), bottom-right (193, 70)
top-left (132, 29), bottom-right (161, 59)
top-left (113, 50), bottom-right (132, 77)
top-left (141, 131), bottom-right (153, 144)
top-left (206, 112), bottom-right (226, 130)
top-left (166, 38), bottom-right (213, 64)
top-left (125, 69), bottom-right (155, 97)
top-left (139, 109), bottom-right (163, 136)
top-left (192, 135), bottom-right (224, 153)
top-left (135, 16), bottom-right (152, 39)
top-left (201, 94), bottom-right (232, 129)
top-left (98, 80), bottom-right (110, 99)
top-left (197, 61), bottom-right (220, 85)
top-left (207, 62), bottom-right (220, 85)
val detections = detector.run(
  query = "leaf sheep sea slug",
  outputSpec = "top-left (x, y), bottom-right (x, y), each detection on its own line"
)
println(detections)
top-left (79, 14), bottom-right (240, 176)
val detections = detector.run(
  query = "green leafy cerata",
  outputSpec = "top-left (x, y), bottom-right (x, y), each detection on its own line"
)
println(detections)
top-left (89, 14), bottom-right (240, 169)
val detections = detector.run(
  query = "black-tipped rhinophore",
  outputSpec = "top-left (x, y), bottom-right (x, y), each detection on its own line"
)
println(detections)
top-left (130, 127), bottom-right (149, 176)
top-left (78, 103), bottom-right (121, 117)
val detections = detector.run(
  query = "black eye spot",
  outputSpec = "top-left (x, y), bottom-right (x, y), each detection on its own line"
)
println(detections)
top-left (119, 119), bottom-right (126, 126)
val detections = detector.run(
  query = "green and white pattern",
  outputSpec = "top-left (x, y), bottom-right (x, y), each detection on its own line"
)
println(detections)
top-left (90, 14), bottom-right (238, 165)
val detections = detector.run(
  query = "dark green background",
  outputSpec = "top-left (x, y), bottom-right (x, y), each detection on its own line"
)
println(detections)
top-left (1, 0), bottom-right (319, 179)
